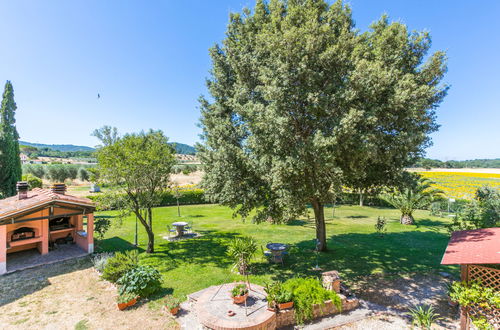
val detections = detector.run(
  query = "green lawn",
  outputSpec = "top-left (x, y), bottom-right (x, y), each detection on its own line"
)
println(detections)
top-left (97, 204), bottom-right (457, 300)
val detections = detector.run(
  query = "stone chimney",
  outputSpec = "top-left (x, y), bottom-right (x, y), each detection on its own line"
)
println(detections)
top-left (16, 181), bottom-right (29, 200)
top-left (50, 183), bottom-right (67, 195)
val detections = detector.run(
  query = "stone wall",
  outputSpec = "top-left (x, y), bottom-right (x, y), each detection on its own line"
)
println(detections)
top-left (276, 294), bottom-right (359, 328)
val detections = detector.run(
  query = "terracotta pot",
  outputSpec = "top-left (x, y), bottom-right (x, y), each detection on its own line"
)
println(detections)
top-left (127, 298), bottom-right (137, 307)
top-left (232, 293), bottom-right (248, 304)
top-left (169, 307), bottom-right (180, 315)
top-left (117, 302), bottom-right (128, 311)
top-left (278, 301), bottom-right (294, 310)
top-left (447, 297), bottom-right (458, 307)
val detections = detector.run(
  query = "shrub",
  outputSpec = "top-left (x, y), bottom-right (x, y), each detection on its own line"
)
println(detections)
top-left (405, 305), bottom-right (441, 329)
top-left (282, 277), bottom-right (341, 324)
top-left (374, 216), bottom-right (387, 236)
top-left (22, 173), bottom-right (43, 189)
top-left (448, 280), bottom-right (500, 310)
top-left (230, 284), bottom-right (248, 297)
top-left (116, 292), bottom-right (137, 304)
top-left (101, 250), bottom-right (139, 283)
top-left (91, 252), bottom-right (113, 273)
top-left (164, 295), bottom-right (181, 310)
top-left (94, 217), bottom-right (111, 240)
top-left (117, 265), bottom-right (162, 298)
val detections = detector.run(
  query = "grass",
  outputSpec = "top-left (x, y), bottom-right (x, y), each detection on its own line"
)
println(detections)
top-left (97, 204), bottom-right (457, 301)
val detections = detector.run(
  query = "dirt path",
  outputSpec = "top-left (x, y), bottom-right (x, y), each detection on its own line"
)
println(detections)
top-left (0, 258), bottom-right (178, 330)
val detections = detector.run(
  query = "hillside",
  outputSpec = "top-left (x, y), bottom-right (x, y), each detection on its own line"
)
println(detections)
top-left (20, 141), bottom-right (196, 155)
top-left (20, 141), bottom-right (94, 152)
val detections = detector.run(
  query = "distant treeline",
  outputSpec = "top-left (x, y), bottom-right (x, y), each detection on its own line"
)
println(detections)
top-left (22, 164), bottom-right (96, 182)
top-left (21, 145), bottom-right (96, 159)
top-left (412, 158), bottom-right (500, 169)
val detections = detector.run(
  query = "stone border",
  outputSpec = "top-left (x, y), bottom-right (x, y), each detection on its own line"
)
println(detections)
top-left (276, 294), bottom-right (359, 328)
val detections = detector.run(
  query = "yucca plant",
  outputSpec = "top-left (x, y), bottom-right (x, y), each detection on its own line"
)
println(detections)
top-left (227, 236), bottom-right (257, 275)
top-left (383, 177), bottom-right (443, 225)
top-left (406, 305), bottom-right (442, 329)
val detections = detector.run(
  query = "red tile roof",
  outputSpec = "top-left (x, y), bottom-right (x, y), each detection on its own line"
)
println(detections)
top-left (0, 188), bottom-right (95, 221)
top-left (441, 227), bottom-right (500, 265)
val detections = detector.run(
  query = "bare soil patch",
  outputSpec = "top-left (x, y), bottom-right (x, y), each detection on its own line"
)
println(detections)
top-left (0, 258), bottom-right (178, 330)
top-left (349, 272), bottom-right (460, 329)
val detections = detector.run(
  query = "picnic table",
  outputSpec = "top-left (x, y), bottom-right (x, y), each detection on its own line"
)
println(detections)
top-left (172, 221), bottom-right (188, 236)
top-left (266, 243), bottom-right (288, 263)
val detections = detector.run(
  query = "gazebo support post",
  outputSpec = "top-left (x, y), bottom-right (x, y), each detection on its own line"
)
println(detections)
top-left (0, 225), bottom-right (6, 275)
top-left (459, 264), bottom-right (470, 330)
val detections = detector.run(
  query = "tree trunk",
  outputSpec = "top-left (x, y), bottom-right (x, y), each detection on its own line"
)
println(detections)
top-left (146, 208), bottom-right (154, 253)
top-left (400, 214), bottom-right (414, 225)
top-left (311, 199), bottom-right (327, 251)
top-left (133, 208), bottom-right (155, 253)
top-left (359, 191), bottom-right (364, 207)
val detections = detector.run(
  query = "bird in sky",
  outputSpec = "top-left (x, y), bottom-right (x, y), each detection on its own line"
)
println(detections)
top-left (97, 93), bottom-right (100, 99)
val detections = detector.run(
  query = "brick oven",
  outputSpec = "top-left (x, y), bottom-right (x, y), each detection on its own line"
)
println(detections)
top-left (0, 182), bottom-right (95, 275)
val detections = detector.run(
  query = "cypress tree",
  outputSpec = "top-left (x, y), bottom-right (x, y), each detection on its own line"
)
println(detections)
top-left (0, 81), bottom-right (22, 197)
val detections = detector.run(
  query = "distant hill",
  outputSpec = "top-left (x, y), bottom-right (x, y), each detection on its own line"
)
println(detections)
top-left (20, 141), bottom-right (95, 152)
top-left (20, 140), bottom-right (196, 155)
top-left (170, 142), bottom-right (196, 155)
top-left (411, 158), bottom-right (500, 169)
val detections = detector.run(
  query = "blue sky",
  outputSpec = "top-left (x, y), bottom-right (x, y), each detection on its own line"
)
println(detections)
top-left (0, 1), bottom-right (498, 161)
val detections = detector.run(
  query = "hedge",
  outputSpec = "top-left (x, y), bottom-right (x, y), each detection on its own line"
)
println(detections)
top-left (88, 188), bottom-right (207, 210)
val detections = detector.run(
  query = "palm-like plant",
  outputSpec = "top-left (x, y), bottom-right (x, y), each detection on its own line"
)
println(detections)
top-left (227, 236), bottom-right (257, 275)
top-left (383, 177), bottom-right (443, 225)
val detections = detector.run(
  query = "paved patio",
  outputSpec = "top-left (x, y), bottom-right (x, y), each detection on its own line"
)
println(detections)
top-left (6, 244), bottom-right (87, 274)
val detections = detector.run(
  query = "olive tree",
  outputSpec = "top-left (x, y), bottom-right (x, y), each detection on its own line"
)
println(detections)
top-left (198, 0), bottom-right (448, 251)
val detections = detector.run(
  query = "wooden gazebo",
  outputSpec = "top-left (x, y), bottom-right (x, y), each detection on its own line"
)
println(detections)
top-left (441, 227), bottom-right (500, 329)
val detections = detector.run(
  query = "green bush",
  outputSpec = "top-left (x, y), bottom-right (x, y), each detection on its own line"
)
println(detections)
top-left (90, 187), bottom-right (207, 211)
top-left (101, 250), bottom-right (139, 283)
top-left (117, 265), bottom-right (162, 298)
top-left (283, 277), bottom-right (341, 324)
top-left (22, 173), bottom-right (43, 189)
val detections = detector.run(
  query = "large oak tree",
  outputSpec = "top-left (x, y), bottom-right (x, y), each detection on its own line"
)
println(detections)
top-left (198, 0), bottom-right (448, 251)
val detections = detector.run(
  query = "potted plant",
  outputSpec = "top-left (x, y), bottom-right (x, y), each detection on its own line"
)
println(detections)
top-left (264, 282), bottom-right (277, 311)
top-left (276, 290), bottom-right (294, 310)
top-left (164, 295), bottom-right (182, 316)
top-left (231, 284), bottom-right (249, 304)
top-left (117, 292), bottom-right (137, 311)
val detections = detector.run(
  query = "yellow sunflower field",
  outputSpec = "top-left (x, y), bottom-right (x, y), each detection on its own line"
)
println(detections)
top-left (417, 171), bottom-right (500, 200)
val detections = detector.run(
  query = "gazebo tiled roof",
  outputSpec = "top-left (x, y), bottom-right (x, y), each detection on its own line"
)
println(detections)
top-left (441, 227), bottom-right (500, 265)
top-left (0, 188), bottom-right (95, 222)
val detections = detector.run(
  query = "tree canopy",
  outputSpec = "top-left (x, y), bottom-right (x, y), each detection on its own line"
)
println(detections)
top-left (0, 81), bottom-right (22, 197)
top-left (95, 128), bottom-right (176, 253)
top-left (198, 0), bottom-right (448, 250)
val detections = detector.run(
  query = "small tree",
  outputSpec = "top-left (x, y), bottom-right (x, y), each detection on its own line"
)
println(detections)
top-left (78, 167), bottom-right (90, 181)
top-left (227, 236), bottom-right (257, 275)
top-left (383, 177), bottom-right (443, 225)
top-left (95, 128), bottom-right (176, 253)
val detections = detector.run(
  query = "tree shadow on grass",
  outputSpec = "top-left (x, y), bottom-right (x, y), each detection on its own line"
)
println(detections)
top-left (251, 230), bottom-right (457, 283)
top-left (141, 230), bottom-right (239, 271)
top-left (97, 236), bottom-right (145, 253)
